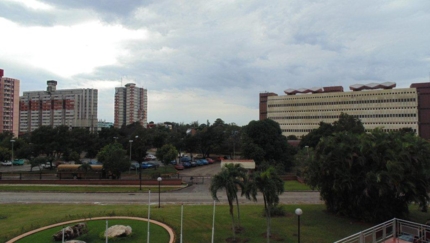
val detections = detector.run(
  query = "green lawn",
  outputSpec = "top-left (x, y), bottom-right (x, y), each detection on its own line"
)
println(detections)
top-left (15, 219), bottom-right (169, 243)
top-left (284, 180), bottom-right (313, 191)
top-left (2, 204), bottom-right (428, 242)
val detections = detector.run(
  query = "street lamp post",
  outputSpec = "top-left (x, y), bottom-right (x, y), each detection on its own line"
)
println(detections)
top-left (157, 176), bottom-right (162, 208)
top-left (10, 139), bottom-right (15, 167)
top-left (129, 140), bottom-right (133, 159)
top-left (295, 208), bottom-right (303, 243)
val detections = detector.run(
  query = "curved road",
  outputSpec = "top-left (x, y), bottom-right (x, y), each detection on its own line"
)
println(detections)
top-left (0, 184), bottom-right (322, 205)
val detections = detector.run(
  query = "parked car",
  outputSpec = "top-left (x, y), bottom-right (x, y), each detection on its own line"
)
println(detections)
top-left (1, 161), bottom-right (12, 166)
top-left (141, 162), bottom-right (159, 169)
top-left (174, 164), bottom-right (184, 170)
top-left (144, 154), bottom-right (156, 161)
top-left (201, 159), bottom-right (209, 165)
top-left (12, 159), bottom-right (25, 165)
top-left (170, 160), bottom-right (177, 165)
top-left (130, 162), bottom-right (140, 170)
top-left (41, 162), bottom-right (56, 169)
top-left (89, 160), bottom-right (102, 165)
top-left (206, 158), bottom-right (214, 164)
top-left (182, 161), bottom-right (192, 168)
top-left (195, 159), bottom-right (204, 166)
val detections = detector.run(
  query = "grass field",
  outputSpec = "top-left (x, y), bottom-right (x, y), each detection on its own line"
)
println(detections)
top-left (284, 180), bottom-right (313, 191)
top-left (14, 219), bottom-right (169, 243)
top-left (1, 203), bottom-right (429, 243)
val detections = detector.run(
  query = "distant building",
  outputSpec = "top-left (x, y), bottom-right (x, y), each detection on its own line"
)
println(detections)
top-left (260, 82), bottom-right (430, 139)
top-left (0, 69), bottom-right (20, 136)
top-left (97, 120), bottom-right (114, 131)
top-left (114, 83), bottom-right (147, 128)
top-left (19, 81), bottom-right (98, 133)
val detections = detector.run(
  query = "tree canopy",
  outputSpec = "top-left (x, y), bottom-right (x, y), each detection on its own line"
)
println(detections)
top-left (304, 129), bottom-right (430, 222)
top-left (97, 143), bottom-right (130, 178)
top-left (156, 144), bottom-right (178, 167)
top-left (299, 112), bottom-right (365, 148)
top-left (241, 119), bottom-right (295, 172)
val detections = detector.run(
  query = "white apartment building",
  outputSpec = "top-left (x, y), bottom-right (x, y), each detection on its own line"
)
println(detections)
top-left (19, 81), bottom-right (98, 133)
top-left (114, 83), bottom-right (147, 128)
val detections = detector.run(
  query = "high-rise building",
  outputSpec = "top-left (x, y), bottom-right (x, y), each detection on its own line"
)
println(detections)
top-left (114, 83), bottom-right (147, 128)
top-left (0, 69), bottom-right (20, 136)
top-left (19, 81), bottom-right (98, 133)
top-left (260, 82), bottom-right (430, 139)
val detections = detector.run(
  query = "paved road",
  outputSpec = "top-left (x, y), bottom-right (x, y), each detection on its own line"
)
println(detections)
top-left (0, 162), bottom-right (323, 205)
top-left (0, 183), bottom-right (322, 205)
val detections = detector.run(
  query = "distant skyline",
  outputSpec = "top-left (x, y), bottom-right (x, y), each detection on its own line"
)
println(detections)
top-left (1, 0), bottom-right (429, 126)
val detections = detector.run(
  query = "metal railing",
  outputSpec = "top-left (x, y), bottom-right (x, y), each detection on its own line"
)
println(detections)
top-left (335, 218), bottom-right (430, 243)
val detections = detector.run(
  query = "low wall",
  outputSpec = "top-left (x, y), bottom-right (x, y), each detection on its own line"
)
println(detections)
top-left (0, 179), bottom-right (183, 185)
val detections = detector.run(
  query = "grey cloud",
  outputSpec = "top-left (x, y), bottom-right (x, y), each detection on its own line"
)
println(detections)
top-left (0, 2), bottom-right (55, 26)
top-left (3, 0), bottom-right (430, 125)
top-left (39, 0), bottom-right (153, 23)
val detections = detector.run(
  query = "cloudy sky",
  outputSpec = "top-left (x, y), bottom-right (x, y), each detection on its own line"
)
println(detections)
top-left (1, 0), bottom-right (429, 126)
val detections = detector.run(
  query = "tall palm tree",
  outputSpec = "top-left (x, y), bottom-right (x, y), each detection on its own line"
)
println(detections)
top-left (210, 163), bottom-right (246, 240)
top-left (245, 167), bottom-right (284, 243)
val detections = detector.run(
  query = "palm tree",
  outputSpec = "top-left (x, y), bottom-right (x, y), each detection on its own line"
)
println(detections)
top-left (210, 163), bottom-right (246, 240)
top-left (245, 167), bottom-right (284, 243)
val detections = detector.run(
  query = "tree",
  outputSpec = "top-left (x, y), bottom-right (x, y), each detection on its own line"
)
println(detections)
top-left (30, 157), bottom-right (47, 172)
top-left (242, 119), bottom-right (295, 172)
top-left (299, 113), bottom-right (365, 148)
top-left (68, 151), bottom-right (81, 164)
top-left (97, 143), bottom-right (130, 179)
top-left (245, 167), bottom-right (284, 243)
top-left (156, 144), bottom-right (178, 169)
top-left (210, 163), bottom-right (246, 241)
top-left (304, 129), bottom-right (430, 222)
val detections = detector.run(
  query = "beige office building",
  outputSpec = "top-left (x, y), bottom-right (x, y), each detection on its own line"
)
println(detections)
top-left (19, 81), bottom-right (98, 133)
top-left (0, 69), bottom-right (20, 136)
top-left (260, 82), bottom-right (430, 139)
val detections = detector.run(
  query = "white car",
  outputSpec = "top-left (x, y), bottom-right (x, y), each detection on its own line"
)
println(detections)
top-left (1, 161), bottom-right (12, 166)
top-left (41, 162), bottom-right (56, 169)
top-left (144, 154), bottom-right (156, 161)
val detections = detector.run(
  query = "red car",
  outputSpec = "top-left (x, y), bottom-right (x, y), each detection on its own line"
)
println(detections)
top-left (206, 158), bottom-right (215, 164)
top-left (174, 164), bottom-right (184, 170)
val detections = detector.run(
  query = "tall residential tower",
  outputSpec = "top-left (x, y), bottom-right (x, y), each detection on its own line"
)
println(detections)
top-left (19, 81), bottom-right (98, 133)
top-left (114, 83), bottom-right (147, 128)
top-left (0, 69), bottom-right (20, 136)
